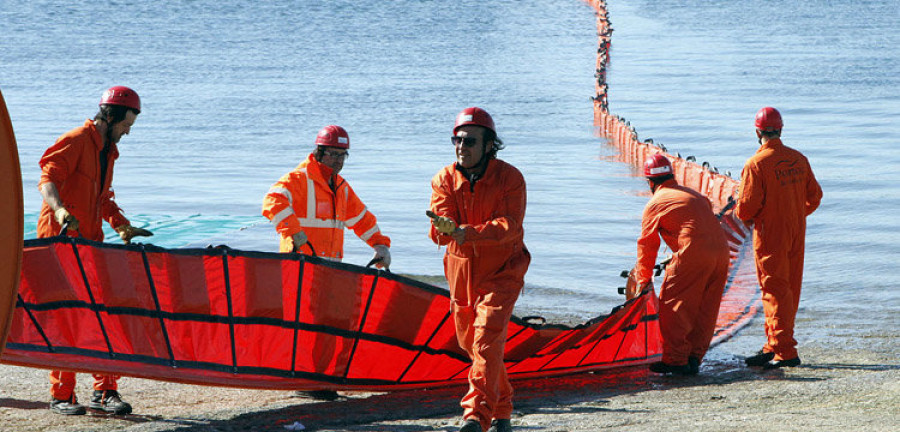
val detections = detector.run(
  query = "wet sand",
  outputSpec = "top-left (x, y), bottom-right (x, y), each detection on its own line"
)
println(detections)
top-left (1, 313), bottom-right (896, 432)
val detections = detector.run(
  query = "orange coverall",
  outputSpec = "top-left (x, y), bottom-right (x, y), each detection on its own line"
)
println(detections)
top-left (736, 137), bottom-right (822, 361)
top-left (635, 179), bottom-right (730, 365)
top-left (37, 120), bottom-right (128, 400)
top-left (261, 153), bottom-right (390, 257)
top-left (37, 120), bottom-right (129, 241)
top-left (429, 159), bottom-right (530, 431)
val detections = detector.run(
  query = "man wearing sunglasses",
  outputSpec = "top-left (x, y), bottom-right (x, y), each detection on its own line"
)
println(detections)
top-left (429, 107), bottom-right (530, 432)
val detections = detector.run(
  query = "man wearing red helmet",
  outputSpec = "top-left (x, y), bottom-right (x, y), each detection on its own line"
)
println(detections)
top-left (429, 107), bottom-right (530, 432)
top-left (262, 125), bottom-right (391, 400)
top-left (262, 125), bottom-right (390, 263)
top-left (736, 107), bottom-right (822, 369)
top-left (630, 154), bottom-right (729, 375)
top-left (38, 86), bottom-right (152, 416)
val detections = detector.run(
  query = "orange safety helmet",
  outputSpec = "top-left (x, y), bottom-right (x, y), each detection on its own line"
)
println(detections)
top-left (643, 154), bottom-right (673, 178)
top-left (315, 125), bottom-right (350, 149)
top-left (755, 106), bottom-right (783, 131)
top-left (100, 86), bottom-right (141, 113)
top-left (453, 107), bottom-right (495, 135)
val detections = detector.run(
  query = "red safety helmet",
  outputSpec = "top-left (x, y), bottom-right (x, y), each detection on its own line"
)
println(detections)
top-left (643, 154), bottom-right (673, 178)
top-left (754, 106), bottom-right (783, 131)
top-left (315, 125), bottom-right (350, 149)
top-left (453, 107), bottom-right (495, 135)
top-left (100, 86), bottom-right (141, 113)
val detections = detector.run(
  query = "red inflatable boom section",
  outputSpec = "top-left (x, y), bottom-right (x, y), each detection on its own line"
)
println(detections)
top-left (4, 240), bottom-right (661, 390)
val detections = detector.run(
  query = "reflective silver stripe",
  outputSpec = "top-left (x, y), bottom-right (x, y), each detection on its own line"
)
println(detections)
top-left (360, 224), bottom-right (380, 241)
top-left (270, 207), bottom-right (294, 226)
top-left (306, 177), bottom-right (316, 217)
top-left (267, 186), bottom-right (292, 206)
top-left (297, 218), bottom-right (344, 229)
top-left (297, 176), bottom-right (343, 229)
top-left (344, 207), bottom-right (367, 228)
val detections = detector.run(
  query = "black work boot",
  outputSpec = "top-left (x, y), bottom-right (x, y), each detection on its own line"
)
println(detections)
top-left (763, 356), bottom-right (801, 369)
top-left (488, 418), bottom-right (513, 432)
top-left (687, 356), bottom-right (701, 375)
top-left (744, 350), bottom-right (775, 367)
top-left (459, 418), bottom-right (483, 432)
top-left (89, 390), bottom-right (132, 415)
top-left (50, 395), bottom-right (86, 415)
top-left (649, 361), bottom-right (691, 375)
top-left (294, 390), bottom-right (340, 401)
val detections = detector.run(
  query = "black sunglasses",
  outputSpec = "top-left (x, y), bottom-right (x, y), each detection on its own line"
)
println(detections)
top-left (451, 136), bottom-right (479, 148)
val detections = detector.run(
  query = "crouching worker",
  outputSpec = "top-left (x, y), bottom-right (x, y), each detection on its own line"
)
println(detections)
top-left (261, 125), bottom-right (391, 400)
top-left (633, 154), bottom-right (729, 375)
top-left (430, 107), bottom-right (530, 432)
top-left (39, 86), bottom-right (153, 416)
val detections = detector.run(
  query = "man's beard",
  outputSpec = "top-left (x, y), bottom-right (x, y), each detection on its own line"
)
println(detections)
top-left (106, 125), bottom-right (120, 145)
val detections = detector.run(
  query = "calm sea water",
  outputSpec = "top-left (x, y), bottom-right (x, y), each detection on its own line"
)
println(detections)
top-left (3, 1), bottom-right (898, 331)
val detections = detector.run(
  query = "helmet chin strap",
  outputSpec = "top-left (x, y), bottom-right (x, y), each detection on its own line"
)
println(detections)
top-left (471, 143), bottom-right (493, 181)
top-left (473, 142), bottom-right (490, 170)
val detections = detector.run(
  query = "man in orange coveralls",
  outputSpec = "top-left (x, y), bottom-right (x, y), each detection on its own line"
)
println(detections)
top-left (429, 107), bottom-right (530, 432)
top-left (38, 86), bottom-right (153, 416)
top-left (736, 107), bottom-right (822, 369)
top-left (631, 154), bottom-right (730, 375)
top-left (262, 125), bottom-right (391, 400)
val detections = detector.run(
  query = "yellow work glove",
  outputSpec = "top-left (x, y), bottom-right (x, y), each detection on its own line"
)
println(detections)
top-left (54, 208), bottom-right (79, 232)
top-left (432, 216), bottom-right (457, 235)
top-left (116, 224), bottom-right (154, 244)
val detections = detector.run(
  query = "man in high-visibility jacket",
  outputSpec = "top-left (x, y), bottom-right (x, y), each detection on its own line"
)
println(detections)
top-left (261, 125), bottom-right (391, 400)
top-left (262, 125), bottom-right (391, 264)
top-left (736, 107), bottom-right (822, 369)
top-left (429, 107), bottom-right (530, 432)
top-left (38, 86), bottom-right (153, 416)
top-left (632, 154), bottom-right (730, 375)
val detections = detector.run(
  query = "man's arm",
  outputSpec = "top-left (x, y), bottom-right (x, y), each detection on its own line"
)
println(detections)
top-left (805, 159), bottom-right (823, 216)
top-left (735, 162), bottom-right (763, 222)
top-left (634, 204), bottom-right (661, 285)
top-left (39, 182), bottom-right (78, 232)
top-left (429, 172), bottom-right (458, 246)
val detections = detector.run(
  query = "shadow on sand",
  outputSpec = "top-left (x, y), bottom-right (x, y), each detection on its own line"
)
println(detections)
top-left (165, 356), bottom-right (816, 431)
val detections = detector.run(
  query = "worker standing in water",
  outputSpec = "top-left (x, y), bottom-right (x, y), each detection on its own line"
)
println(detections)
top-left (631, 154), bottom-right (730, 375)
top-left (737, 107), bottom-right (822, 369)
top-left (261, 124), bottom-right (391, 400)
top-left (38, 86), bottom-right (153, 416)
top-left (429, 107), bottom-right (530, 432)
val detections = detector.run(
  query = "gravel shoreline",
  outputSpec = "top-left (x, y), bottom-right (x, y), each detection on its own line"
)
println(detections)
top-left (1, 314), bottom-right (896, 432)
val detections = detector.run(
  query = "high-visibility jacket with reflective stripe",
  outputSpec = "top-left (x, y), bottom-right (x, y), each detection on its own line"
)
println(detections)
top-left (262, 153), bottom-right (390, 259)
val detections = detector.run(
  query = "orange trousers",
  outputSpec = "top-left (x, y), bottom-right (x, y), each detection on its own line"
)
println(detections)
top-left (39, 213), bottom-right (121, 401)
top-left (49, 371), bottom-right (119, 400)
top-left (658, 250), bottom-right (729, 365)
top-left (454, 287), bottom-right (520, 431)
top-left (755, 236), bottom-right (805, 361)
